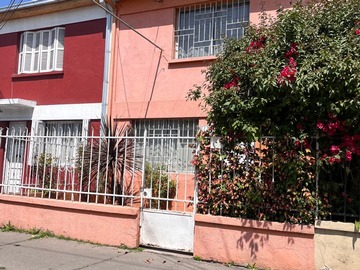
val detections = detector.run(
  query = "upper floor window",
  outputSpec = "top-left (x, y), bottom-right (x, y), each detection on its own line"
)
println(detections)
top-left (18, 27), bottom-right (65, 74)
top-left (174, 0), bottom-right (249, 59)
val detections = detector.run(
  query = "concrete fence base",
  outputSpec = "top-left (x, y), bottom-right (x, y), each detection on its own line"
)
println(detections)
top-left (194, 214), bottom-right (315, 270)
top-left (6, 195), bottom-right (359, 270)
top-left (0, 194), bottom-right (140, 248)
top-left (315, 220), bottom-right (360, 270)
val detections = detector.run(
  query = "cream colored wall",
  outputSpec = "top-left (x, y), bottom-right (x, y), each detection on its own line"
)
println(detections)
top-left (110, 0), bottom-right (293, 121)
top-left (315, 220), bottom-right (360, 270)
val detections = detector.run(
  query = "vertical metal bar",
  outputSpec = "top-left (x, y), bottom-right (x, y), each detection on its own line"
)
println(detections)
top-left (113, 132), bottom-right (119, 205)
top-left (315, 136), bottom-right (319, 220)
top-left (130, 130), bottom-right (136, 207)
top-left (54, 126), bottom-right (61, 200)
top-left (87, 129), bottom-right (94, 203)
top-left (2, 129), bottom-right (10, 194)
top-left (79, 130), bottom-right (86, 202)
top-left (259, 136), bottom-right (262, 182)
top-left (95, 131), bottom-right (102, 204)
top-left (104, 129), bottom-right (111, 204)
top-left (140, 129), bottom-right (147, 211)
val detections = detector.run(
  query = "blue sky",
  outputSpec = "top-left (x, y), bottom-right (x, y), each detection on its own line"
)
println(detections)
top-left (0, 0), bottom-right (34, 8)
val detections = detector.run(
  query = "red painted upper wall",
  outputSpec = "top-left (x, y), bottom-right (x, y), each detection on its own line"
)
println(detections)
top-left (0, 18), bottom-right (106, 105)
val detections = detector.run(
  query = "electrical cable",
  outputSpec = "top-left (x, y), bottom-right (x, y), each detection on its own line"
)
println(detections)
top-left (0, 0), bottom-right (24, 31)
top-left (92, 0), bottom-right (163, 51)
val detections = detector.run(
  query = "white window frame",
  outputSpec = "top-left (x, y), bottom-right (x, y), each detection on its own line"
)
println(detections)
top-left (34, 121), bottom-right (83, 166)
top-left (174, 0), bottom-right (249, 59)
top-left (18, 27), bottom-right (65, 74)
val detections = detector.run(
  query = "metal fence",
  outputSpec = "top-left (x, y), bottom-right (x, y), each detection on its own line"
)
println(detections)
top-left (0, 127), bottom-right (196, 212)
top-left (1, 127), bottom-right (359, 222)
top-left (195, 135), bottom-right (360, 223)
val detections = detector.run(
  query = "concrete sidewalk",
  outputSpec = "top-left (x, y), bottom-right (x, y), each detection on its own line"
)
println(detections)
top-left (0, 231), bottom-right (248, 270)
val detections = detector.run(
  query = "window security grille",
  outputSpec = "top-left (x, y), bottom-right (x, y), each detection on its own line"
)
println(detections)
top-left (18, 27), bottom-right (65, 74)
top-left (134, 119), bottom-right (198, 172)
top-left (35, 121), bottom-right (82, 165)
top-left (175, 0), bottom-right (249, 59)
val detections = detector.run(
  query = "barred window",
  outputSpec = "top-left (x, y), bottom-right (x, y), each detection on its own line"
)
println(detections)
top-left (36, 121), bottom-right (82, 166)
top-left (174, 0), bottom-right (249, 59)
top-left (18, 27), bottom-right (65, 74)
top-left (134, 119), bottom-right (198, 172)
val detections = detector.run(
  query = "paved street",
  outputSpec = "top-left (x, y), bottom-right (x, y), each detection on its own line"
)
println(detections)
top-left (0, 231), bottom-right (248, 270)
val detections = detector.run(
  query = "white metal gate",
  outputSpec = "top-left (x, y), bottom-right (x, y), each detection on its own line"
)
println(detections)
top-left (3, 122), bottom-right (27, 194)
top-left (138, 129), bottom-right (197, 253)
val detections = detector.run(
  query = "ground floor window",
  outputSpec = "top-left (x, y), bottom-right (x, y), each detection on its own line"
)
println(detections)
top-left (35, 121), bottom-right (83, 165)
top-left (133, 119), bottom-right (198, 172)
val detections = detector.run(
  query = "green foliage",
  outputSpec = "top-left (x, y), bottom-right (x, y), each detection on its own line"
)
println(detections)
top-left (193, 255), bottom-right (202, 261)
top-left (144, 163), bottom-right (176, 209)
top-left (189, 0), bottom-right (360, 141)
top-left (355, 220), bottom-right (360, 232)
top-left (32, 153), bottom-right (58, 195)
top-left (1, 222), bottom-right (15, 232)
top-left (189, 0), bottom-right (360, 223)
top-left (194, 130), bottom-right (329, 224)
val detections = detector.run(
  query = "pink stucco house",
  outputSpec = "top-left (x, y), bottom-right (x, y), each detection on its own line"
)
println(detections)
top-left (108, 0), bottom-right (292, 133)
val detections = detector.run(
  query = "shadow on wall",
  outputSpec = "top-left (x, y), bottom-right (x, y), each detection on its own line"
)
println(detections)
top-left (234, 219), bottom-right (312, 260)
top-left (235, 219), bottom-right (272, 260)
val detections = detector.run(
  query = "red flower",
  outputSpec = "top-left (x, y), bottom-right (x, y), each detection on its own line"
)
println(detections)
top-left (289, 57), bottom-right (297, 68)
top-left (277, 65), bottom-right (297, 85)
top-left (355, 29), bottom-right (360, 35)
top-left (303, 139), bottom-right (310, 149)
top-left (317, 121), bottom-right (325, 130)
top-left (328, 156), bottom-right (341, 164)
top-left (330, 145), bottom-right (340, 155)
top-left (284, 43), bottom-right (298, 58)
top-left (345, 150), bottom-right (352, 161)
top-left (224, 80), bottom-right (238, 89)
top-left (246, 36), bottom-right (267, 53)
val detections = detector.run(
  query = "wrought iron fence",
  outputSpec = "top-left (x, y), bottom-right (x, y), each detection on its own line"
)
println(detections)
top-left (195, 135), bottom-right (360, 223)
top-left (1, 126), bottom-right (358, 222)
top-left (0, 127), bottom-right (196, 212)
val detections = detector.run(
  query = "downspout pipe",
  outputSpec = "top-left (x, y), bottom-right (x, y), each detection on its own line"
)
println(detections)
top-left (100, 1), bottom-right (113, 127)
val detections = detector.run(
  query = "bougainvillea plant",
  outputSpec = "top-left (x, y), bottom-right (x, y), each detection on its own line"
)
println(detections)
top-left (189, 0), bottom-right (360, 224)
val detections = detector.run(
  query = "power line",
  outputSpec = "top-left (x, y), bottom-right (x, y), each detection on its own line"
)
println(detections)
top-left (92, 0), bottom-right (163, 51)
top-left (0, 0), bottom-right (24, 31)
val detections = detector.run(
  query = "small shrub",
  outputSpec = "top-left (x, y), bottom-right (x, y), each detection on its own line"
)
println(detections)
top-left (144, 163), bottom-right (176, 209)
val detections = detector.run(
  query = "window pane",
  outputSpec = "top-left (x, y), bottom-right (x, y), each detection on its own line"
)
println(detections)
top-left (18, 27), bottom-right (64, 74)
top-left (24, 53), bottom-right (32, 72)
top-left (24, 33), bottom-right (34, 52)
top-left (43, 121), bottom-right (82, 165)
top-left (41, 52), bottom-right (48, 71)
top-left (57, 28), bottom-right (65, 49)
top-left (175, 0), bottom-right (249, 59)
top-left (42, 31), bottom-right (50, 49)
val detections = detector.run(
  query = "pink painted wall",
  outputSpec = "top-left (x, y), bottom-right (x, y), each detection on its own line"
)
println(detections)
top-left (194, 214), bottom-right (315, 270)
top-left (110, 0), bottom-right (293, 121)
top-left (0, 194), bottom-right (140, 247)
